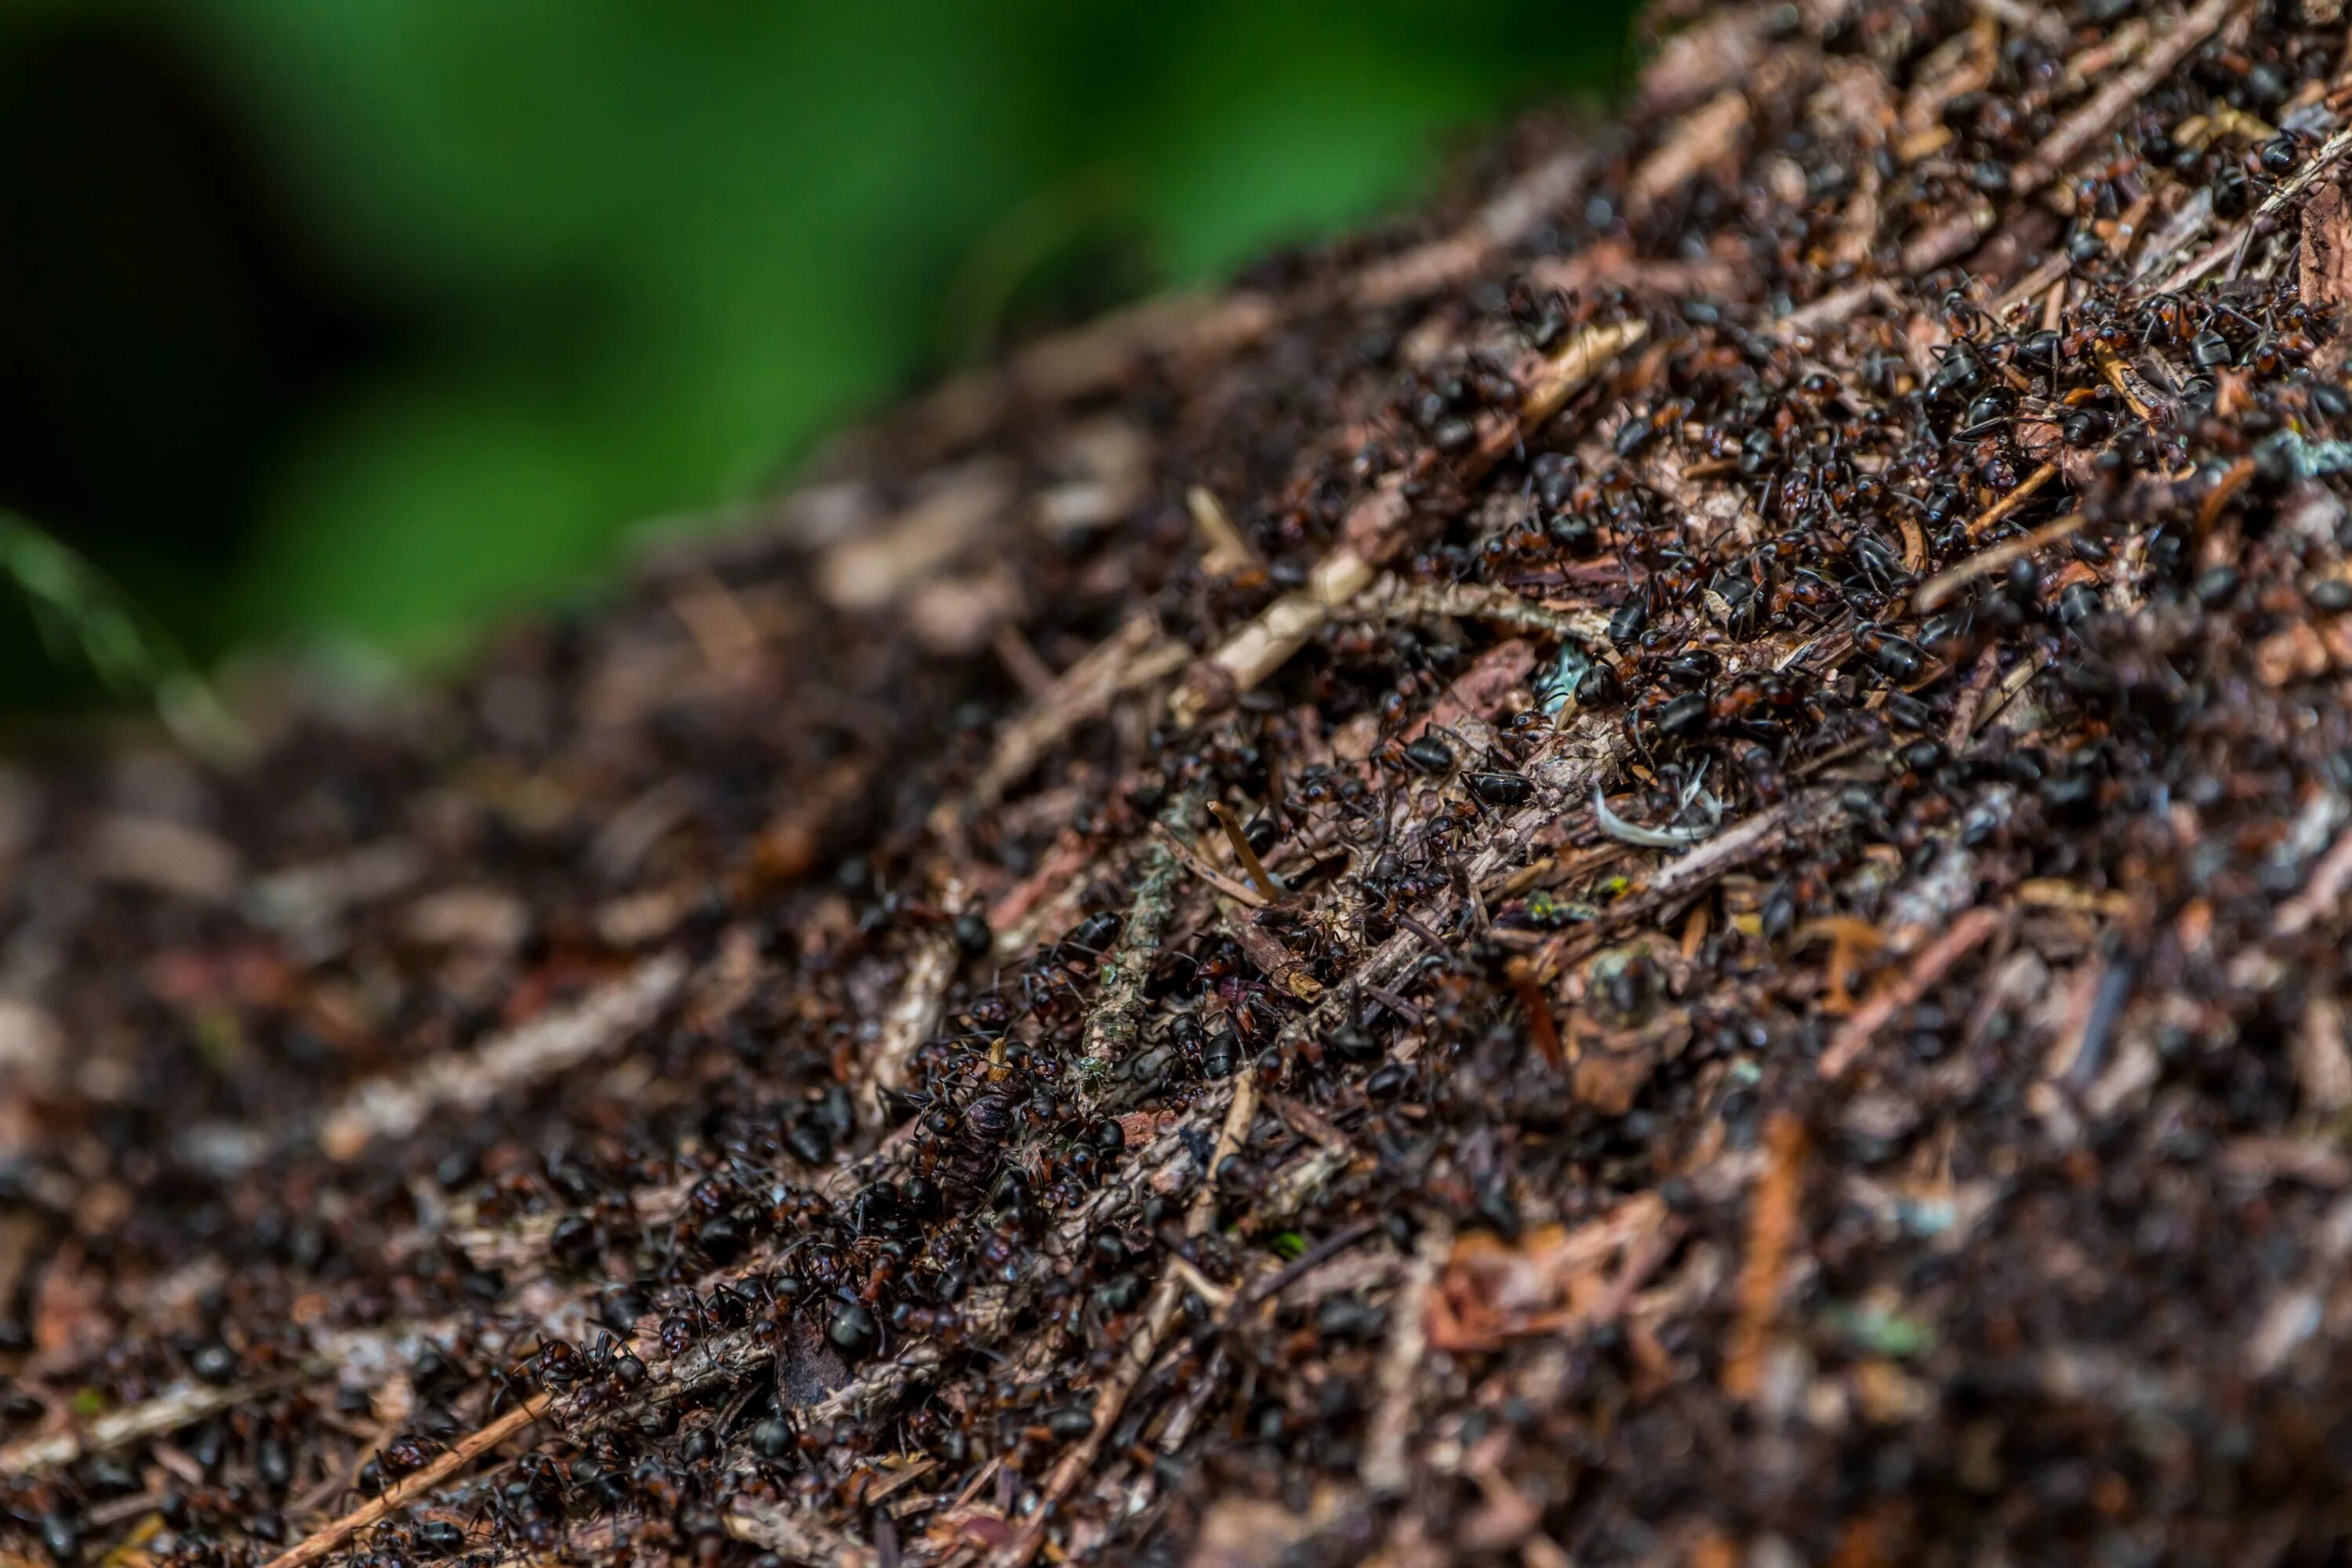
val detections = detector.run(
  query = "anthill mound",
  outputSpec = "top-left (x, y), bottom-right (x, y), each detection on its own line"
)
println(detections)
top-left (9, 1), bottom-right (2352, 1563)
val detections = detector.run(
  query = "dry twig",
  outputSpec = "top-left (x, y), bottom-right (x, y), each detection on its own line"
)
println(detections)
top-left (1171, 319), bottom-right (1642, 723)
top-left (260, 1396), bottom-right (553, 1568)
top-left (1721, 1114), bottom-right (1808, 1403)
top-left (1915, 510), bottom-right (2086, 612)
top-left (1819, 906), bottom-right (2008, 1079)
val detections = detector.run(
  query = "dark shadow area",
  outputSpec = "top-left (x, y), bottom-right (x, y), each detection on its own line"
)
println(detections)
top-left (0, 13), bottom-right (398, 710)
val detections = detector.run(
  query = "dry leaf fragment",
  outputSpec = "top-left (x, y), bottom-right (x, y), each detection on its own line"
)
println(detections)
top-left (2301, 182), bottom-right (2352, 325)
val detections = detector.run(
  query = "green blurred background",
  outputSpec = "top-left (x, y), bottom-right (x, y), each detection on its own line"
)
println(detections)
top-left (0, 0), bottom-right (1638, 716)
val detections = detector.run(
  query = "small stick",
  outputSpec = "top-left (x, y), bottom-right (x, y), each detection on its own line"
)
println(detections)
top-left (2134, 187), bottom-right (2216, 285)
top-left (1395, 911), bottom-right (1452, 955)
top-left (2089, 343), bottom-right (2154, 420)
top-left (2059, 15), bottom-right (2147, 92)
top-left (308, 954), bottom-right (686, 1165)
top-left (957, 617), bottom-right (1190, 819)
top-left (1489, 318), bottom-right (1650, 463)
top-left (1361, 581), bottom-right (1611, 645)
top-left (260, 1394), bottom-right (552, 1568)
top-left (1074, 799), bottom-right (1200, 1101)
top-left (2016, 879), bottom-right (2131, 916)
top-left (1223, 914), bottom-right (1324, 1001)
top-left (1628, 89), bottom-right (1751, 214)
top-left (2196, 456), bottom-right (2257, 539)
top-left (861, 878), bottom-right (964, 1125)
top-left (1721, 1113), bottom-right (1808, 1402)
top-left (1188, 485), bottom-right (1261, 576)
top-left (1247, 1148), bottom-right (1350, 1236)
top-left (1642, 794), bottom-right (1813, 903)
top-left (1963, 462), bottom-right (2059, 540)
top-left (1915, 509), bottom-right (2086, 612)
top-left (1903, 203), bottom-right (1998, 275)
top-left (989, 625), bottom-right (1058, 700)
top-left (1166, 1254), bottom-right (1235, 1311)
top-left (1236, 1218), bottom-right (1381, 1308)
top-left (1509, 964), bottom-right (1564, 1067)
top-left (1156, 1347), bottom-right (1229, 1453)
top-left (0, 1366), bottom-right (324, 1476)
top-left (1365, 983), bottom-right (1429, 1030)
top-left (1169, 502), bottom-right (1392, 727)
top-left (1362, 1218), bottom-right (1451, 1494)
top-left (1149, 821), bottom-right (1269, 909)
top-left (2158, 122), bottom-right (2352, 292)
top-left (1968, 648), bottom-right (2051, 739)
top-left (2277, 824), bottom-right (2352, 937)
top-left (1943, 644), bottom-right (2005, 750)
top-left (1679, 901), bottom-right (1711, 960)
top-left (1172, 320), bottom-right (1642, 724)
top-left (2107, 187), bottom-right (2159, 272)
top-left (2013, 0), bottom-right (2239, 194)
top-left (1817, 906), bottom-right (2006, 1080)
top-left (989, 1074), bottom-right (1260, 1567)
top-left (1776, 280), bottom-right (1896, 339)
top-left (725, 1500), bottom-right (877, 1568)
top-left (1196, 1067), bottom-right (1262, 1236)
top-left (1991, 252), bottom-right (2068, 314)
top-left (804, 1343), bottom-right (947, 1426)
top-left (1350, 146), bottom-right (1595, 307)
top-left (1205, 801), bottom-right (1283, 902)
top-left (2053, 953), bottom-right (2134, 1088)
top-left (1269, 1094), bottom-right (1352, 1155)
top-left (1896, 508), bottom-right (1929, 574)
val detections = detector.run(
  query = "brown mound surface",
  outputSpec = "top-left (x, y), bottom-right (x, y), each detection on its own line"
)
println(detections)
top-left (10, 2), bottom-right (2352, 1563)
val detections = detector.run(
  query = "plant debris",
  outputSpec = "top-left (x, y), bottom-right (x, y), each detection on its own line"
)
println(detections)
top-left (12, 0), bottom-right (2352, 1562)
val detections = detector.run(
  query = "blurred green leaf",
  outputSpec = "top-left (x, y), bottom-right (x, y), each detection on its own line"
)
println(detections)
top-left (17, 0), bottom-right (1635, 669)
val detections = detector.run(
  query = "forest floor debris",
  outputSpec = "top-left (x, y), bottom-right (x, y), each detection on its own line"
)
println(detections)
top-left (11, 0), bottom-right (2352, 1562)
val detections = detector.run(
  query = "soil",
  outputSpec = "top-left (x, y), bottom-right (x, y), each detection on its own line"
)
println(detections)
top-left (9, 1), bottom-right (2352, 1563)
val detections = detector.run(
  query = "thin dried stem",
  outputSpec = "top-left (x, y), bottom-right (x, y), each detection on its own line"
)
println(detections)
top-left (260, 1395), bottom-right (552, 1568)
top-left (1964, 462), bottom-right (2060, 539)
top-left (1074, 797), bottom-right (1200, 1100)
top-left (1362, 1220), bottom-right (1450, 1495)
top-left (314, 955), bottom-right (686, 1166)
top-left (0, 1367), bottom-right (325, 1477)
top-left (1172, 319), bottom-right (1642, 724)
top-left (724, 1501), bottom-right (877, 1567)
top-left (956, 616), bottom-right (1190, 820)
top-left (1203, 801), bottom-right (1283, 902)
top-left (1188, 485), bottom-right (1261, 576)
top-left (989, 1073), bottom-right (1260, 1568)
top-left (1818, 906), bottom-right (2008, 1079)
top-left (1916, 509), bottom-right (2086, 612)
top-left (1362, 580), bottom-right (1612, 644)
top-left (1149, 820), bottom-right (1269, 909)
top-left (860, 880), bottom-right (965, 1124)
top-left (1721, 1114), bottom-right (1809, 1402)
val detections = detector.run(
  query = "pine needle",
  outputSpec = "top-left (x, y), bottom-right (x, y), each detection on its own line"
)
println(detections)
top-left (0, 511), bottom-right (242, 757)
